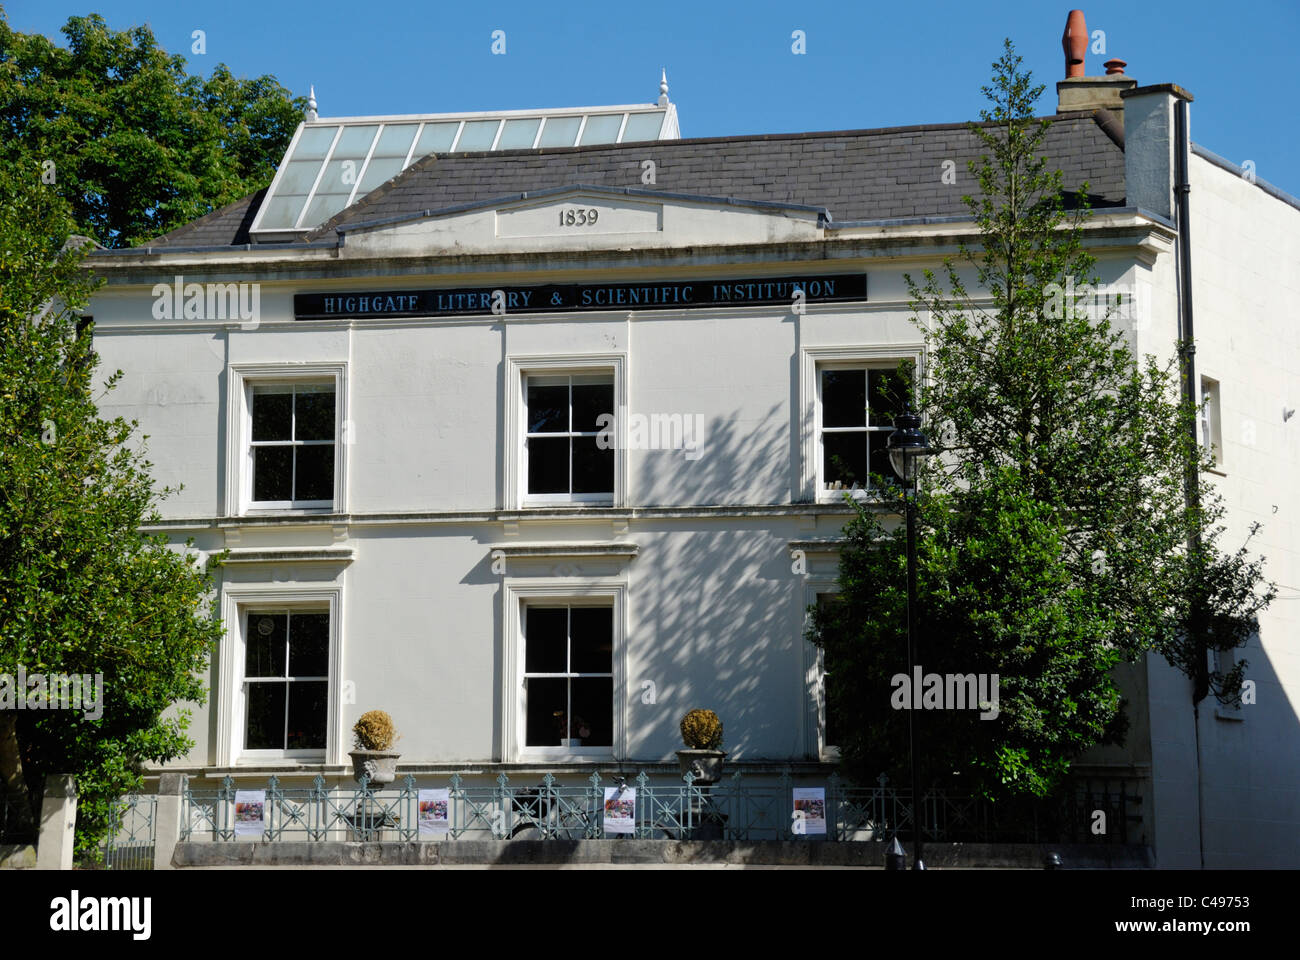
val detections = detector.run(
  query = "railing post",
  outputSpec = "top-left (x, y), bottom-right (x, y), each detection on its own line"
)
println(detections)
top-left (779, 767), bottom-right (793, 841)
top-left (35, 774), bottom-right (77, 871)
top-left (153, 773), bottom-right (187, 870)
top-left (588, 771), bottom-right (602, 839)
top-left (496, 772), bottom-right (510, 839)
top-left (828, 772), bottom-right (841, 841)
top-left (636, 771), bottom-right (650, 839)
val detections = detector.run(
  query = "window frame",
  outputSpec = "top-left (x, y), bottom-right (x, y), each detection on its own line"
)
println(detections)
top-left (803, 579), bottom-right (842, 761)
top-left (800, 345), bottom-right (923, 503)
top-left (226, 363), bottom-right (348, 516)
top-left (238, 607), bottom-right (332, 757)
top-left (522, 372), bottom-right (616, 505)
top-left (501, 579), bottom-right (627, 761)
top-left (505, 354), bottom-right (626, 509)
top-left (217, 587), bottom-right (343, 766)
top-left (519, 601), bottom-right (617, 757)
top-left (1200, 375), bottom-right (1224, 471)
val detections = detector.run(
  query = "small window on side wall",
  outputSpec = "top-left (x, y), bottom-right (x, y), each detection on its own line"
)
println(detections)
top-left (1200, 376), bottom-right (1223, 468)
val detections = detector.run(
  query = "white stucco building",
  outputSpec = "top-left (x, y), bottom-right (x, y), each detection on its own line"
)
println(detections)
top-left (81, 30), bottom-right (1300, 866)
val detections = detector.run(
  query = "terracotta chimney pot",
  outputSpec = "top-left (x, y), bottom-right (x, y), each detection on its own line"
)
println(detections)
top-left (1063, 10), bottom-right (1088, 77)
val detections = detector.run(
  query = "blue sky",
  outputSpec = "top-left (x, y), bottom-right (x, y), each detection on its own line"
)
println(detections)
top-left (6, 0), bottom-right (1299, 196)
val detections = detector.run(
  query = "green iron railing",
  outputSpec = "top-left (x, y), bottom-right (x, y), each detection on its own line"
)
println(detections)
top-left (101, 793), bottom-right (158, 869)
top-left (177, 769), bottom-right (1143, 844)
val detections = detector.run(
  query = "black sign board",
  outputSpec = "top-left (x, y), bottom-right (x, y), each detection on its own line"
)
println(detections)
top-left (294, 273), bottom-right (866, 320)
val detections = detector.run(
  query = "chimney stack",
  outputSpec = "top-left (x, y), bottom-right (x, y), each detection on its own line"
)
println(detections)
top-left (1055, 10), bottom-right (1136, 116)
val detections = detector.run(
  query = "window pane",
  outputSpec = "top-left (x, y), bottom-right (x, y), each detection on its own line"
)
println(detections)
top-left (527, 382), bottom-right (569, 432)
top-left (822, 370), bottom-right (866, 427)
top-left (823, 431), bottom-right (867, 487)
top-left (333, 125), bottom-right (379, 156)
top-left (869, 366), bottom-right (911, 425)
top-left (622, 112), bottom-right (664, 142)
top-left (294, 445), bottom-right (334, 501)
top-left (525, 608), bottom-right (568, 673)
top-left (257, 195), bottom-right (308, 230)
top-left (571, 381), bottom-right (613, 433)
top-left (570, 677), bottom-right (613, 745)
top-left (538, 116), bottom-right (580, 147)
top-left (286, 682), bottom-right (328, 749)
top-left (295, 389), bottom-right (335, 441)
top-left (869, 435), bottom-right (896, 485)
top-left (252, 389), bottom-right (293, 441)
top-left (456, 119), bottom-right (499, 151)
top-left (357, 156), bottom-right (405, 196)
top-left (498, 118), bottom-right (540, 149)
top-left (373, 124), bottom-right (418, 157)
top-left (414, 122), bottom-right (459, 155)
top-left (579, 114), bottom-right (622, 145)
top-left (300, 192), bottom-right (350, 227)
top-left (246, 613), bottom-right (287, 677)
top-left (817, 594), bottom-right (844, 746)
top-left (570, 608), bottom-right (612, 673)
top-left (288, 612), bottom-right (330, 676)
top-left (253, 446), bottom-right (293, 501)
top-left (291, 126), bottom-right (338, 160)
top-left (527, 437), bottom-right (569, 494)
top-left (276, 159), bottom-right (326, 195)
top-left (571, 436), bottom-right (613, 494)
top-left (245, 683), bottom-right (285, 749)
top-left (525, 677), bottom-right (566, 746)
top-left (314, 157), bottom-right (359, 196)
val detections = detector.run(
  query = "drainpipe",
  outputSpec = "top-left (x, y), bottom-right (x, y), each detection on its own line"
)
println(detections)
top-left (1173, 95), bottom-right (1207, 871)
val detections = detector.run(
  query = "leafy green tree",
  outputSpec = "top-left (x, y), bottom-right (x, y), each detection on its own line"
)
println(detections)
top-left (0, 160), bottom-right (222, 860)
top-left (0, 9), bottom-right (303, 247)
top-left (810, 41), bottom-right (1274, 804)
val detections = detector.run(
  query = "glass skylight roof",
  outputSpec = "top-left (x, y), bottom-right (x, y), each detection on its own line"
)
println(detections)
top-left (252, 102), bottom-right (678, 238)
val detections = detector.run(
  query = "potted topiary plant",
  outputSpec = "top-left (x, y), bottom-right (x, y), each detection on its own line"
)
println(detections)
top-left (349, 709), bottom-right (401, 787)
top-left (676, 708), bottom-right (726, 784)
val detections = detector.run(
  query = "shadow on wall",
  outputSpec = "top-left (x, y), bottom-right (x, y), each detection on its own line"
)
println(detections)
top-left (627, 403), bottom-right (820, 763)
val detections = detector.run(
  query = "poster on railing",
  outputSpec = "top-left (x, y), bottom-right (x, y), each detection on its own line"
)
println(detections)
top-left (418, 788), bottom-right (450, 837)
top-left (234, 790), bottom-right (266, 837)
top-left (603, 786), bottom-right (636, 834)
top-left (792, 787), bottom-right (827, 835)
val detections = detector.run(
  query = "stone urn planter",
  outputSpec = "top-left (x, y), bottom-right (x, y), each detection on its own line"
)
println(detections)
top-left (349, 749), bottom-right (401, 787)
top-left (675, 748), bottom-right (727, 785)
top-left (350, 709), bottom-right (401, 787)
top-left (677, 709), bottom-right (727, 838)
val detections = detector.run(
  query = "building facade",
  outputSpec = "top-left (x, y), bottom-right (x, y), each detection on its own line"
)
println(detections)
top-left (82, 39), bottom-right (1300, 865)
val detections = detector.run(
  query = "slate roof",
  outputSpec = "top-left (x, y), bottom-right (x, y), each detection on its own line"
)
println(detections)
top-left (145, 111), bottom-right (1126, 249)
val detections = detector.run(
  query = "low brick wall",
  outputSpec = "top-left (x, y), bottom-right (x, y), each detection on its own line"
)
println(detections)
top-left (171, 840), bottom-right (1152, 868)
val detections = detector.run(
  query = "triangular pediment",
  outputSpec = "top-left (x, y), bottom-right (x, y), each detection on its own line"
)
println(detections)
top-left (336, 184), bottom-right (827, 258)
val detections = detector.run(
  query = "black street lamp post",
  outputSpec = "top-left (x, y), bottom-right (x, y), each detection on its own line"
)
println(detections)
top-left (887, 405), bottom-right (932, 871)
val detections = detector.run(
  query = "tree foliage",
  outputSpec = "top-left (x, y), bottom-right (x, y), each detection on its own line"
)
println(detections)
top-left (810, 41), bottom-right (1274, 802)
top-left (0, 9), bottom-right (303, 247)
top-left (0, 161), bottom-right (222, 860)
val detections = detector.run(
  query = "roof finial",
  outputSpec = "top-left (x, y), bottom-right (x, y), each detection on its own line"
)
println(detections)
top-left (305, 84), bottom-right (318, 122)
top-left (658, 68), bottom-right (669, 106)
